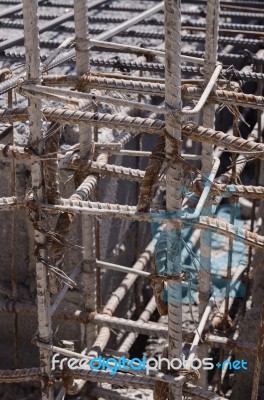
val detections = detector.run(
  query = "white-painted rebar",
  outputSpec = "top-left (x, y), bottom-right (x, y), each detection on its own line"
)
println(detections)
top-left (88, 38), bottom-right (205, 64)
top-left (180, 64), bottom-right (222, 116)
top-left (164, 0), bottom-right (183, 399)
top-left (96, 260), bottom-right (150, 277)
top-left (21, 83), bottom-right (164, 114)
top-left (22, 1), bottom-right (53, 399)
top-left (185, 296), bottom-right (215, 369)
top-left (91, 314), bottom-right (168, 338)
top-left (199, 0), bottom-right (220, 389)
top-left (118, 297), bottom-right (157, 354)
top-left (74, 0), bottom-right (97, 358)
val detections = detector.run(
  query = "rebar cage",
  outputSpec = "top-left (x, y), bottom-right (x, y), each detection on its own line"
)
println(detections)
top-left (0, 0), bottom-right (264, 399)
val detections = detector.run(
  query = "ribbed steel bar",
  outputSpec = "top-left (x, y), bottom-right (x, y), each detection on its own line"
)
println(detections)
top-left (0, 0), bottom-right (110, 52)
top-left (74, 0), bottom-right (97, 365)
top-left (74, 75), bottom-right (165, 96)
top-left (185, 21), bottom-right (264, 33)
top-left (0, 1), bottom-right (44, 18)
top-left (118, 297), bottom-right (157, 353)
top-left (68, 231), bottom-right (164, 395)
top-left (251, 303), bottom-right (264, 400)
top-left (90, 162), bottom-right (145, 182)
top-left (164, 0), bottom-right (183, 399)
top-left (96, 260), bottom-right (149, 277)
top-left (181, 34), bottom-right (262, 48)
top-left (214, 119), bottom-right (260, 185)
top-left (36, 37), bottom-right (264, 71)
top-left (0, 368), bottom-right (43, 383)
top-left (182, 123), bottom-right (264, 159)
top-left (41, 29), bottom-right (262, 71)
top-left (210, 184), bottom-right (264, 199)
top-left (183, 87), bottom-right (264, 111)
top-left (91, 30), bottom-right (262, 48)
top-left (0, 107), bottom-right (166, 133)
top-left (44, 203), bottom-right (264, 251)
top-left (71, 368), bottom-right (157, 389)
top-left (184, 9), bottom-right (264, 20)
top-left (21, 78), bottom-right (264, 109)
top-left (27, 73), bottom-right (264, 100)
top-left (91, 314), bottom-right (168, 338)
top-left (186, 296), bottom-right (215, 368)
top-left (87, 39), bottom-right (203, 64)
top-left (0, 297), bottom-right (257, 357)
top-left (40, 64), bottom-right (264, 84)
top-left (3, 109), bottom-right (264, 160)
top-left (22, 1), bottom-right (52, 399)
top-left (199, 0), bottom-right (219, 389)
top-left (8, 11), bottom-right (59, 20)
top-left (47, 2), bottom-right (165, 70)
top-left (3, 195), bottom-right (264, 253)
top-left (104, 0), bottom-right (263, 10)
top-left (85, 30), bottom-right (263, 48)
top-left (18, 8), bottom-right (264, 24)
top-left (22, 83), bottom-right (164, 114)
top-left (205, 334), bottom-right (256, 356)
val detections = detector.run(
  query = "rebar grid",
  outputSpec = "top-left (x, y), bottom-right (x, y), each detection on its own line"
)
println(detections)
top-left (0, 0), bottom-right (263, 399)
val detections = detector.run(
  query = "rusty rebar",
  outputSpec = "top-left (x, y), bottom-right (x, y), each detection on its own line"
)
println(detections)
top-left (251, 302), bottom-right (264, 400)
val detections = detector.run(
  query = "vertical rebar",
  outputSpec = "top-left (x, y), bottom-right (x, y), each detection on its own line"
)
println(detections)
top-left (164, 0), bottom-right (182, 399)
top-left (74, 0), bottom-right (97, 353)
top-left (9, 88), bottom-right (19, 368)
top-left (199, 0), bottom-right (220, 389)
top-left (251, 302), bottom-right (264, 400)
top-left (22, 1), bottom-right (52, 399)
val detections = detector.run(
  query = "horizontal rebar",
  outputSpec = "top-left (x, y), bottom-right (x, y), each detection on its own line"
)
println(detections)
top-left (0, 0), bottom-right (110, 52)
top-left (182, 123), bottom-right (264, 159)
top-left (91, 314), bottom-right (168, 337)
top-left (205, 334), bottom-right (256, 356)
top-left (211, 184), bottom-right (264, 199)
top-left (0, 368), bottom-right (43, 383)
top-left (185, 21), bottom-right (264, 33)
top-left (183, 86), bottom-right (264, 111)
top-left (0, 297), bottom-right (256, 356)
top-left (184, 9), bottom-right (264, 20)
top-left (0, 107), bottom-right (166, 133)
top-left (2, 109), bottom-right (264, 161)
top-left (1, 195), bottom-right (262, 252)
